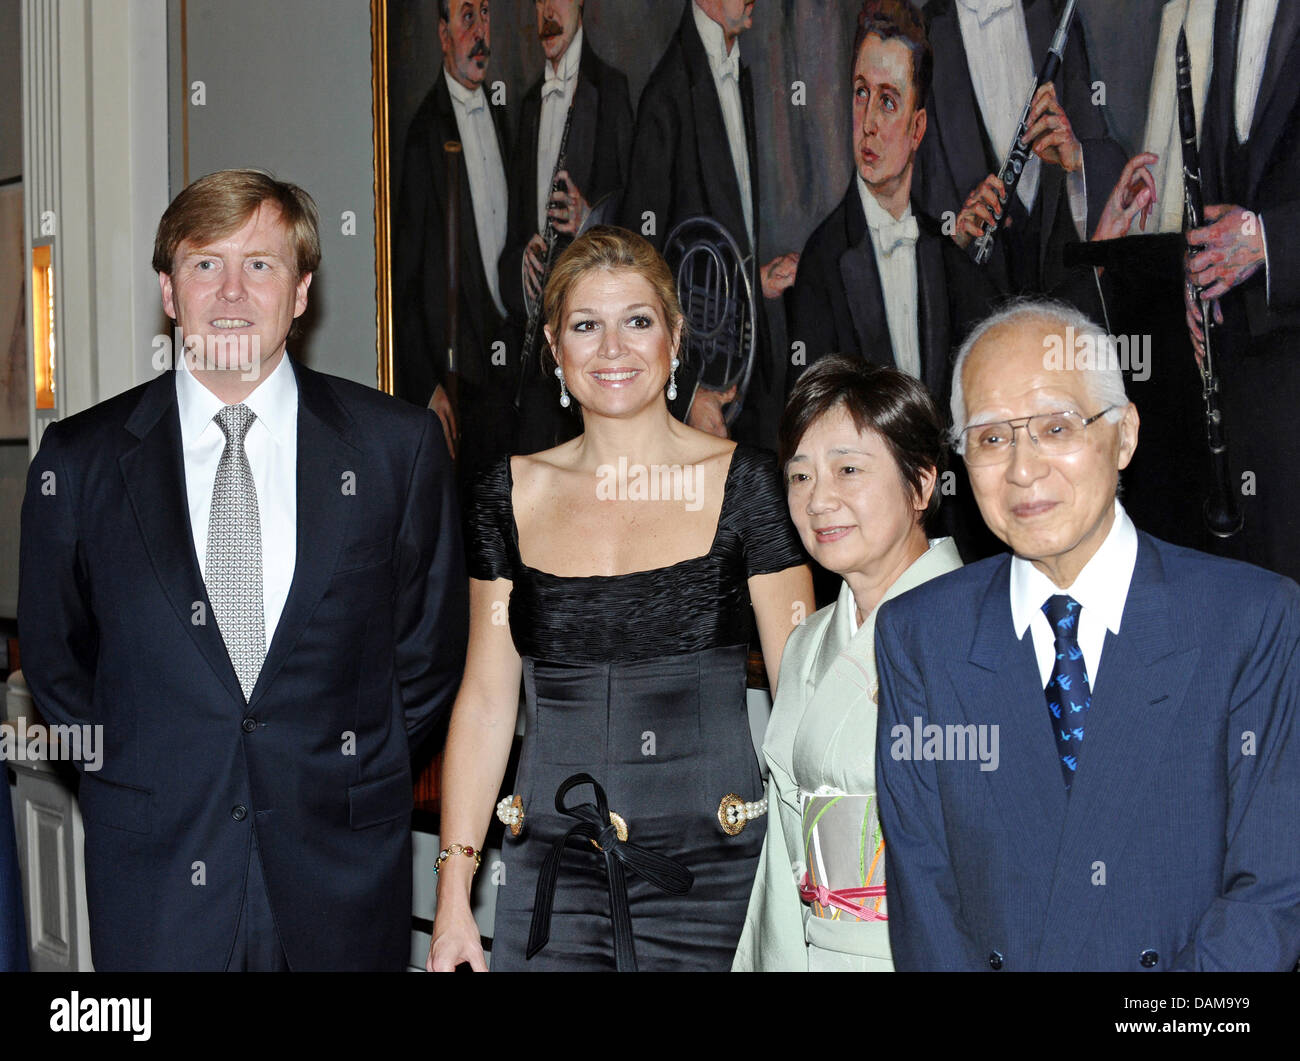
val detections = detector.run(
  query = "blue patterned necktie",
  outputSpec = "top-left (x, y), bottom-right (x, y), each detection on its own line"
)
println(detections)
top-left (1041, 594), bottom-right (1091, 789)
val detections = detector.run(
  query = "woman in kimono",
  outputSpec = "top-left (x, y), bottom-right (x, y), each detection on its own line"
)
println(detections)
top-left (733, 355), bottom-right (962, 971)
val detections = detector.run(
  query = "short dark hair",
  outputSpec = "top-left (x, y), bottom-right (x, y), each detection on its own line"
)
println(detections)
top-left (852, 0), bottom-right (932, 110)
top-left (439, 0), bottom-right (450, 20)
top-left (778, 355), bottom-right (947, 526)
top-left (152, 169), bottom-right (321, 277)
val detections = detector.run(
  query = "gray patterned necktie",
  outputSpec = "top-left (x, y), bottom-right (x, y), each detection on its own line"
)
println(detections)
top-left (206, 403), bottom-right (265, 701)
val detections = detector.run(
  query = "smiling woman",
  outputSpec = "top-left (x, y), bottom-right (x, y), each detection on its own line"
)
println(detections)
top-left (734, 355), bottom-right (962, 971)
top-left (427, 226), bottom-right (814, 972)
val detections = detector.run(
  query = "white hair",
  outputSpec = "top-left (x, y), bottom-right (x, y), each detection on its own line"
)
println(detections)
top-left (948, 297), bottom-right (1129, 453)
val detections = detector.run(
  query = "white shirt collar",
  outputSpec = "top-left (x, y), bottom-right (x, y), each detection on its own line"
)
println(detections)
top-left (693, 1), bottom-right (740, 72)
top-left (957, 0), bottom-right (1017, 25)
top-left (444, 65), bottom-right (486, 114)
top-left (1009, 499), bottom-right (1138, 641)
top-left (176, 348), bottom-right (298, 446)
top-left (545, 24), bottom-right (583, 88)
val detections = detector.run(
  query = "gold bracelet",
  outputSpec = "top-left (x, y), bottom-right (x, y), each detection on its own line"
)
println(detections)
top-left (434, 843), bottom-right (482, 875)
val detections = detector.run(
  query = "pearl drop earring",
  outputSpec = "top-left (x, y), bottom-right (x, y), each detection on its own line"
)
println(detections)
top-left (667, 356), bottom-right (680, 402)
top-left (555, 365), bottom-right (571, 408)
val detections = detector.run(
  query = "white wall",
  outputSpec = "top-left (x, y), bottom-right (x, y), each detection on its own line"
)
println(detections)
top-left (174, 0), bottom-right (380, 386)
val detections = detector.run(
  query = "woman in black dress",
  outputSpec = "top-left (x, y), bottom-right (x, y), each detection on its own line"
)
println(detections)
top-left (427, 226), bottom-right (813, 971)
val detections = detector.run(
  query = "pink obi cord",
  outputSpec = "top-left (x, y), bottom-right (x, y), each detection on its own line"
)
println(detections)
top-left (798, 874), bottom-right (888, 922)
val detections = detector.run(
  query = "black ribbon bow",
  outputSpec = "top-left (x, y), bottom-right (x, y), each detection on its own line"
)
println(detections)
top-left (525, 773), bottom-right (694, 972)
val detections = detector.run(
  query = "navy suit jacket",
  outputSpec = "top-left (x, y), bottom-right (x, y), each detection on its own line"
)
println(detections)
top-left (875, 532), bottom-right (1300, 971)
top-left (0, 775), bottom-right (27, 970)
top-left (17, 361), bottom-right (469, 970)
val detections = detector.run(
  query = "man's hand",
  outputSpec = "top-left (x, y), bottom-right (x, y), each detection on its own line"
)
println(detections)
top-left (1092, 152), bottom-right (1158, 244)
top-left (523, 234), bottom-right (547, 307)
top-left (686, 384), bottom-right (737, 438)
top-left (953, 174), bottom-right (1010, 250)
top-left (429, 384), bottom-right (458, 460)
top-left (547, 171), bottom-right (590, 237)
top-left (1183, 272), bottom-right (1222, 368)
top-left (1023, 82), bottom-right (1083, 173)
top-left (1187, 203), bottom-right (1267, 302)
top-left (760, 253), bottom-right (800, 299)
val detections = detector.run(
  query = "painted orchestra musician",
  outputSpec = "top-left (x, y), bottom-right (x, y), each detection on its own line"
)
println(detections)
top-left (917, 0), bottom-right (1127, 312)
top-left (619, 0), bottom-right (800, 445)
top-left (1183, 0), bottom-right (1300, 586)
top-left (393, 0), bottom-right (514, 489)
top-left (502, 0), bottom-right (635, 455)
top-left (785, 0), bottom-right (998, 405)
top-left (874, 299), bottom-right (1300, 971)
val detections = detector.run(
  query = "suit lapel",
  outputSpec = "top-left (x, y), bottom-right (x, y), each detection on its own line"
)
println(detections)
top-left (248, 364), bottom-right (358, 710)
top-left (522, 85), bottom-right (543, 234)
top-left (434, 76), bottom-right (492, 347)
top-left (838, 189), bottom-right (891, 368)
top-left (1025, 0), bottom-right (1063, 276)
top-left (119, 373), bottom-right (246, 707)
top-left (568, 51), bottom-right (600, 197)
top-left (740, 63), bottom-right (759, 254)
top-left (681, 8), bottom-right (750, 255)
top-left (915, 227), bottom-right (952, 399)
top-left (1244, 2), bottom-right (1300, 196)
top-left (964, 559), bottom-right (1068, 872)
top-left (1037, 535), bottom-right (1198, 968)
top-left (928, 7), bottom-right (990, 212)
top-left (1205, 0), bottom-right (1241, 199)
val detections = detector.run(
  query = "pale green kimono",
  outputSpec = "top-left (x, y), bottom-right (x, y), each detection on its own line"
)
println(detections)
top-left (733, 538), bottom-right (963, 971)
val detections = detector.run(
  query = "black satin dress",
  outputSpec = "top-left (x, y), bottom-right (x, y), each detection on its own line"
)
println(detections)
top-left (467, 443), bottom-right (805, 971)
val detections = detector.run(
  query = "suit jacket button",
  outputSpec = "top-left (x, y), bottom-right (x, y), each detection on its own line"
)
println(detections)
top-left (231, 805), bottom-right (248, 822)
top-left (988, 950), bottom-right (1003, 970)
top-left (241, 717), bottom-right (257, 733)
top-left (1139, 949), bottom-right (1158, 968)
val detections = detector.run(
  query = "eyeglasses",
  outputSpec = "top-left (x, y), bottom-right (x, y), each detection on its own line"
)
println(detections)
top-left (958, 407), bottom-right (1118, 466)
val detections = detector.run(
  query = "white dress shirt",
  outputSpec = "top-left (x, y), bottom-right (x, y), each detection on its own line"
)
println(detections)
top-left (537, 25), bottom-right (583, 234)
top-left (857, 175), bottom-right (922, 381)
top-left (693, 1), bottom-right (754, 247)
top-left (445, 67), bottom-right (509, 318)
top-left (1010, 499), bottom-right (1138, 692)
top-left (955, 0), bottom-right (1088, 237)
top-left (176, 351), bottom-right (298, 647)
top-left (1235, 0), bottom-right (1279, 143)
top-left (1141, 0), bottom-right (1215, 234)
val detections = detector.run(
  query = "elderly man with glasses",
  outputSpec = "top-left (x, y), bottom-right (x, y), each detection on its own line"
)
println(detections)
top-left (872, 298), bottom-right (1300, 972)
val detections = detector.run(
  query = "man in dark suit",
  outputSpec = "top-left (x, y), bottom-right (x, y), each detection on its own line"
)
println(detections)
top-left (0, 774), bottom-right (26, 970)
top-left (619, 0), bottom-right (799, 445)
top-left (875, 299), bottom-right (1300, 970)
top-left (787, 0), bottom-right (996, 405)
top-left (918, 0), bottom-right (1126, 307)
top-left (393, 0), bottom-right (513, 487)
top-left (18, 170), bottom-right (469, 971)
top-left (1186, 0), bottom-right (1300, 584)
top-left (501, 0), bottom-right (634, 453)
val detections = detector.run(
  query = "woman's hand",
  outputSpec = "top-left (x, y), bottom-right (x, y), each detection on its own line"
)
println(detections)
top-left (426, 895), bottom-right (488, 972)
